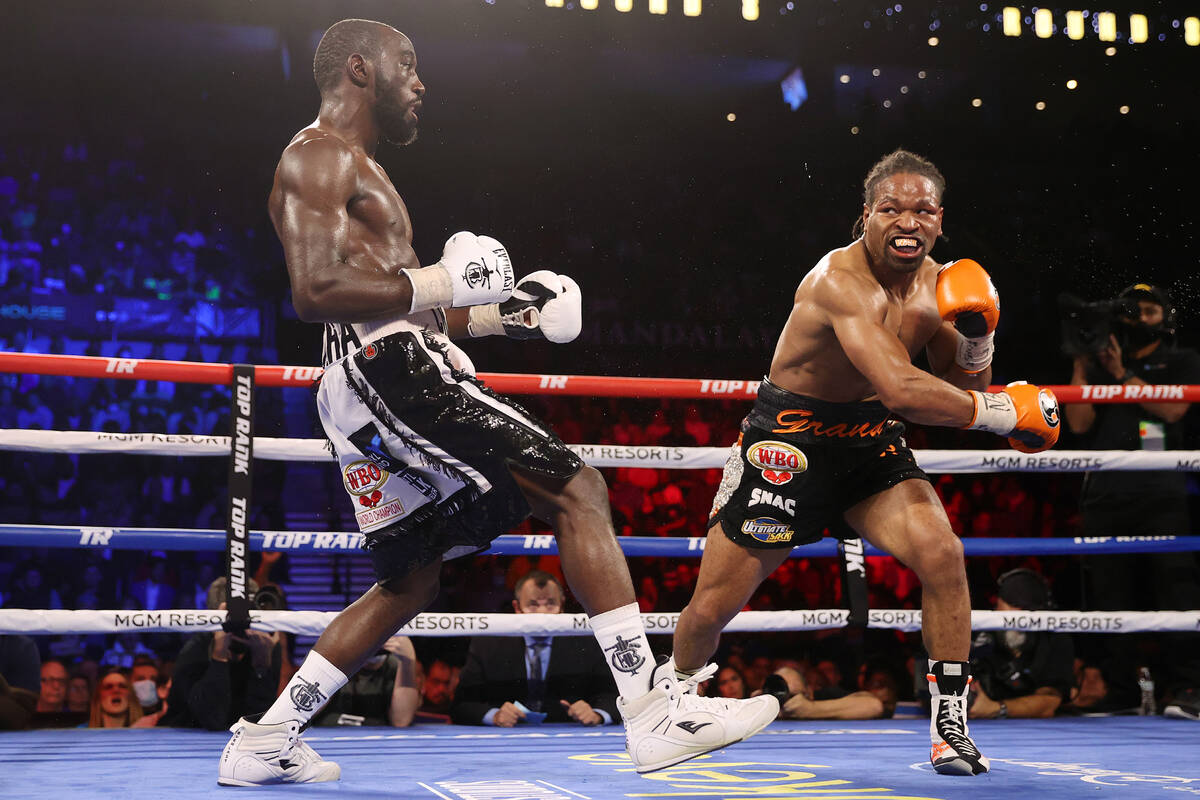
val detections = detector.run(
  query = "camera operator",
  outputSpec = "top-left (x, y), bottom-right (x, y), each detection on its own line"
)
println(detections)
top-left (160, 578), bottom-right (286, 730)
top-left (968, 569), bottom-right (1074, 719)
top-left (1064, 283), bottom-right (1200, 710)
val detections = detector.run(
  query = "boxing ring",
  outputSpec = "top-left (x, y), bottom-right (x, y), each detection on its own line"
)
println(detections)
top-left (2, 351), bottom-right (1199, 800)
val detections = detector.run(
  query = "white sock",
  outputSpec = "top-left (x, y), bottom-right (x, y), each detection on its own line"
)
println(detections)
top-left (259, 650), bottom-right (348, 726)
top-left (589, 602), bottom-right (655, 699)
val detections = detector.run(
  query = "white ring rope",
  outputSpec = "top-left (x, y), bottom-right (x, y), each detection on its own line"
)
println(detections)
top-left (1, 429), bottom-right (1197, 472)
top-left (0, 608), bottom-right (1195, 636)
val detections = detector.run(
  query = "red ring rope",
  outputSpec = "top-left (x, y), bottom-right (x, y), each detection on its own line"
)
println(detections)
top-left (0, 350), bottom-right (1192, 402)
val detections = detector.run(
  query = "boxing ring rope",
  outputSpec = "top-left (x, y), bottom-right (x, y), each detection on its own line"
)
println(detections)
top-left (3, 349), bottom-right (1199, 639)
top-left (2, 350), bottom-right (1197, 402)
top-left (5, 428), bottom-right (1200, 472)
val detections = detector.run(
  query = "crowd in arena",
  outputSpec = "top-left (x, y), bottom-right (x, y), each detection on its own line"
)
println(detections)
top-left (3, 121), bottom-right (1199, 732)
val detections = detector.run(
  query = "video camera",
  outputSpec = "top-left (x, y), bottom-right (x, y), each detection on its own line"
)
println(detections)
top-left (1057, 293), bottom-right (1140, 356)
top-left (1058, 283), bottom-right (1175, 357)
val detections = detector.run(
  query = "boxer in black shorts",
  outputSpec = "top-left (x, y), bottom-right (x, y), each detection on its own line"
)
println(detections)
top-left (216, 19), bottom-right (774, 787)
top-left (712, 379), bottom-right (927, 550)
top-left (667, 149), bottom-right (1061, 778)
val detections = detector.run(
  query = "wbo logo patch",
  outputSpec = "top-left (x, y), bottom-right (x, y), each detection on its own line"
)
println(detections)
top-left (741, 516), bottom-right (795, 544)
top-left (343, 459), bottom-right (387, 497)
top-left (746, 440), bottom-right (808, 486)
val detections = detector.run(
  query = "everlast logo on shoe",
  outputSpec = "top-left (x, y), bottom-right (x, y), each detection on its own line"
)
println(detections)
top-left (773, 409), bottom-right (887, 439)
top-left (675, 720), bottom-right (713, 735)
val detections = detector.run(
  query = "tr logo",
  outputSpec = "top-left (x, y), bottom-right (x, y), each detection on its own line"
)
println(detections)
top-left (462, 260), bottom-right (493, 289)
top-left (603, 634), bottom-right (646, 674)
top-left (289, 678), bottom-right (327, 713)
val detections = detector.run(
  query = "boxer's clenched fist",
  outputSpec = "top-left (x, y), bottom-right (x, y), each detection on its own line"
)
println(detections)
top-left (965, 382), bottom-right (1060, 453)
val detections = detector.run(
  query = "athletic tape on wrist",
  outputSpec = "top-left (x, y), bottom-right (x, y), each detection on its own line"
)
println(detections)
top-left (467, 304), bottom-right (504, 338)
top-left (966, 389), bottom-right (1017, 435)
top-left (402, 266), bottom-right (454, 313)
top-left (956, 332), bottom-right (994, 374)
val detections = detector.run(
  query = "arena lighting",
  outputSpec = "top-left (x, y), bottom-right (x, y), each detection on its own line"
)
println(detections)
top-left (1120, 104), bottom-right (1130, 114)
top-left (1067, 78), bottom-right (1078, 89)
top-left (1130, 13), bottom-right (1148, 43)
top-left (1188, 17), bottom-right (1200, 46)
top-left (1035, 8), bottom-right (1053, 38)
top-left (742, 0), bottom-right (759, 21)
top-left (726, 112), bottom-right (736, 121)
top-left (780, 66), bottom-right (808, 109)
top-left (1003, 7), bottom-right (1021, 36)
top-left (1098, 11), bottom-right (1117, 41)
top-left (928, 36), bottom-right (939, 45)
top-left (1066, 10), bottom-right (1085, 39)
top-left (649, 0), bottom-right (667, 14)
top-left (971, 97), bottom-right (983, 106)
top-left (615, 0), bottom-right (632, 12)
top-left (1035, 100), bottom-right (1046, 109)
top-left (683, 0), bottom-right (701, 16)
top-left (544, 0), bottom-right (563, 7)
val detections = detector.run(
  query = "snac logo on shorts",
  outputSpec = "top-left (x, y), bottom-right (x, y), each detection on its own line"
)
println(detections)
top-left (342, 459), bottom-right (388, 496)
top-left (746, 440), bottom-right (808, 486)
top-left (741, 516), bottom-right (795, 544)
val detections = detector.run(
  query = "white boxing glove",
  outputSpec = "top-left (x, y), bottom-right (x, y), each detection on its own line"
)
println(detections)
top-left (402, 231), bottom-right (515, 312)
top-left (467, 271), bottom-right (582, 343)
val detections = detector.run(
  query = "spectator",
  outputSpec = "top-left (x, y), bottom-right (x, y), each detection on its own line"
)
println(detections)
top-left (4, 562), bottom-right (62, 609)
top-left (418, 659), bottom-right (456, 720)
top-left (130, 655), bottom-right (166, 719)
top-left (766, 666), bottom-right (886, 720)
top-left (312, 636), bottom-right (419, 728)
top-left (711, 665), bottom-right (749, 700)
top-left (89, 668), bottom-right (152, 728)
top-left (0, 634), bottom-right (41, 730)
top-left (99, 632), bottom-right (157, 670)
top-left (66, 670), bottom-right (92, 714)
top-left (160, 578), bottom-right (283, 730)
top-left (966, 569), bottom-right (1074, 719)
top-left (452, 570), bottom-right (618, 727)
top-left (129, 555), bottom-right (177, 610)
top-left (36, 659), bottom-right (69, 712)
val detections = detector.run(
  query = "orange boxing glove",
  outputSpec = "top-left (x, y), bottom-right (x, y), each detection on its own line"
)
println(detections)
top-left (965, 382), bottom-right (1060, 454)
top-left (937, 259), bottom-right (999, 373)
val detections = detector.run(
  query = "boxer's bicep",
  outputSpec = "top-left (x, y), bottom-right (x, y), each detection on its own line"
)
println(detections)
top-left (274, 140), bottom-right (359, 318)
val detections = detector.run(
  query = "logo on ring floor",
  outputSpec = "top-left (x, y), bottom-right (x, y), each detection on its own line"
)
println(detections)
top-left (741, 516), bottom-right (795, 544)
top-left (747, 440), bottom-right (808, 486)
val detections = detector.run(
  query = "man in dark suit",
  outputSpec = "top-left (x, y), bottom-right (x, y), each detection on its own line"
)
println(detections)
top-left (452, 570), bottom-right (619, 727)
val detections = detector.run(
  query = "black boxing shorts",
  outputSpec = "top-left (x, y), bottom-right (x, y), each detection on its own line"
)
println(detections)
top-left (708, 378), bottom-right (930, 549)
top-left (316, 330), bottom-right (583, 583)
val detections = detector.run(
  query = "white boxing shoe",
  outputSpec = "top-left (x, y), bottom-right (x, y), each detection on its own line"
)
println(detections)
top-left (218, 716), bottom-right (340, 786)
top-left (618, 656), bottom-right (778, 774)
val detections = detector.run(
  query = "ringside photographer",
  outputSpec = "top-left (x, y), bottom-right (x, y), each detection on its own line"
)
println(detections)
top-left (159, 578), bottom-right (289, 730)
top-left (1061, 283), bottom-right (1200, 714)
